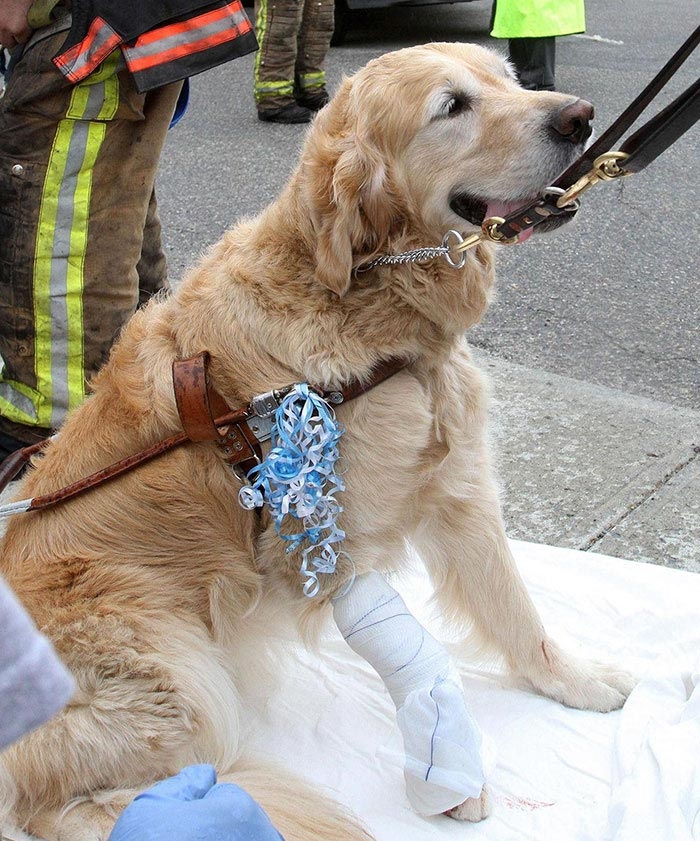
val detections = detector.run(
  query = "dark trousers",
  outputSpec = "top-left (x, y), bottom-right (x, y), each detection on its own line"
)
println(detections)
top-left (508, 36), bottom-right (556, 91)
top-left (253, 0), bottom-right (334, 111)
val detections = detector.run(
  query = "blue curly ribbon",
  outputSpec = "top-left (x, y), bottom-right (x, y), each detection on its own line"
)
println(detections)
top-left (238, 384), bottom-right (348, 597)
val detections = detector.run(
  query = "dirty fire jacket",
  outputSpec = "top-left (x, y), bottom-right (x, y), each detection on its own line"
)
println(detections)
top-left (52, 0), bottom-right (258, 91)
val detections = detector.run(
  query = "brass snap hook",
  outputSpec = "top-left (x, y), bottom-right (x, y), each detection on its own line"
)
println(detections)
top-left (482, 216), bottom-right (519, 245)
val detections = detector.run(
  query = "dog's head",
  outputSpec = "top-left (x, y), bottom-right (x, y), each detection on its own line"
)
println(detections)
top-left (302, 42), bottom-right (593, 296)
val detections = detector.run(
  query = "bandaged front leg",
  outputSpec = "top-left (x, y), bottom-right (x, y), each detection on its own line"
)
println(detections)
top-left (333, 572), bottom-right (485, 815)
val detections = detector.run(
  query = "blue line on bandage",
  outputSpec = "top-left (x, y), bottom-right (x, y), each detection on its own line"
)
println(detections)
top-left (391, 627), bottom-right (426, 676)
top-left (345, 593), bottom-right (401, 635)
top-left (344, 611), bottom-right (413, 641)
top-left (425, 682), bottom-right (441, 782)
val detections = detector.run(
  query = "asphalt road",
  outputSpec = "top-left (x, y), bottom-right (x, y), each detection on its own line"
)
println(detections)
top-left (156, 0), bottom-right (699, 410)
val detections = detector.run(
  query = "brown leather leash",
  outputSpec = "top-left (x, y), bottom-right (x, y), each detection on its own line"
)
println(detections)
top-left (452, 24), bottom-right (700, 253)
top-left (0, 353), bottom-right (406, 517)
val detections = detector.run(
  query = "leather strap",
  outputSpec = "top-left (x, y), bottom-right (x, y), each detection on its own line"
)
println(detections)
top-left (173, 352), bottom-right (230, 442)
top-left (172, 352), bottom-right (408, 478)
top-left (618, 77), bottom-right (700, 174)
top-left (333, 356), bottom-right (409, 403)
top-left (0, 440), bottom-right (47, 491)
top-left (0, 354), bottom-right (407, 512)
top-left (554, 24), bottom-right (700, 187)
top-left (172, 351), bottom-right (262, 476)
top-left (27, 429), bottom-right (193, 510)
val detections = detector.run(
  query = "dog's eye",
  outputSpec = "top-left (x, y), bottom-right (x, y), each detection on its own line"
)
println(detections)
top-left (444, 94), bottom-right (470, 118)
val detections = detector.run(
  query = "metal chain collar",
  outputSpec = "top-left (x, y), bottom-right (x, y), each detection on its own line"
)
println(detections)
top-left (356, 230), bottom-right (469, 273)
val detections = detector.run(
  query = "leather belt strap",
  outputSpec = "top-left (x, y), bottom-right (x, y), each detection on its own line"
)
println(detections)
top-left (172, 351), bottom-right (262, 478)
top-left (494, 24), bottom-right (700, 241)
top-left (0, 440), bottom-right (47, 492)
top-left (617, 77), bottom-right (700, 175)
top-left (172, 352), bottom-right (229, 442)
top-left (555, 24), bottom-right (700, 186)
top-left (0, 354), bottom-right (407, 513)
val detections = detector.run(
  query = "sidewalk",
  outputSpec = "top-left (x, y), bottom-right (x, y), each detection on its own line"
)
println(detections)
top-left (478, 351), bottom-right (700, 572)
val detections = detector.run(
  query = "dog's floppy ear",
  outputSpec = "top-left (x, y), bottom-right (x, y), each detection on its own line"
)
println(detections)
top-left (305, 84), bottom-right (396, 297)
top-left (314, 141), bottom-right (386, 296)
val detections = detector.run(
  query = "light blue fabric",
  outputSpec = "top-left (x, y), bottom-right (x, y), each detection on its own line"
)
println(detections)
top-left (108, 765), bottom-right (284, 841)
top-left (239, 384), bottom-right (347, 597)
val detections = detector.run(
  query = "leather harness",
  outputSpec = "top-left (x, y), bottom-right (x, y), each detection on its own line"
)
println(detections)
top-left (0, 354), bottom-right (406, 514)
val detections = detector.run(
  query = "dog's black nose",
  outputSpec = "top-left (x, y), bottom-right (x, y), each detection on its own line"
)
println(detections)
top-left (552, 99), bottom-right (594, 145)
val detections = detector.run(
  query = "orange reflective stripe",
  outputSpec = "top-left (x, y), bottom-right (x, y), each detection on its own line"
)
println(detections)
top-left (124, 28), bottom-right (248, 72)
top-left (54, 2), bottom-right (252, 85)
top-left (133, 2), bottom-right (243, 48)
top-left (123, 2), bottom-right (251, 73)
top-left (53, 17), bottom-right (122, 83)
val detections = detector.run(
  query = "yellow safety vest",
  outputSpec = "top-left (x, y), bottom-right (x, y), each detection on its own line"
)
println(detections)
top-left (491, 0), bottom-right (586, 39)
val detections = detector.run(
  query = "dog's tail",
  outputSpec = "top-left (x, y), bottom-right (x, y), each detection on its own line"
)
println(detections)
top-left (221, 757), bottom-right (375, 841)
top-left (0, 757), bottom-right (374, 841)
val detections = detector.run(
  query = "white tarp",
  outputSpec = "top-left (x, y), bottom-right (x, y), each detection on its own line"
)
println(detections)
top-left (5, 539), bottom-right (699, 841)
top-left (244, 540), bottom-right (700, 841)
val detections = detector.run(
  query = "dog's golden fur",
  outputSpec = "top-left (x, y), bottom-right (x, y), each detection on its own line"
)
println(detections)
top-left (0, 42), bottom-right (634, 840)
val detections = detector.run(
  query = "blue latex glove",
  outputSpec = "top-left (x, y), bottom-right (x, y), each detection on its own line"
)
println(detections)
top-left (108, 765), bottom-right (284, 841)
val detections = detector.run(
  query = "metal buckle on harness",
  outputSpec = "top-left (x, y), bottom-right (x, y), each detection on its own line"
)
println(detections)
top-left (249, 391), bottom-right (280, 418)
top-left (247, 392), bottom-right (278, 444)
top-left (246, 414), bottom-right (274, 444)
top-left (247, 385), bottom-right (295, 443)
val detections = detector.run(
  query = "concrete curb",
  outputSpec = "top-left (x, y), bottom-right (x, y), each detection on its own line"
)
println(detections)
top-left (478, 351), bottom-right (700, 571)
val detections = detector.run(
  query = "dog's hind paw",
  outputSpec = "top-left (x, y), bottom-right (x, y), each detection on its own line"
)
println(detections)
top-left (443, 786), bottom-right (490, 822)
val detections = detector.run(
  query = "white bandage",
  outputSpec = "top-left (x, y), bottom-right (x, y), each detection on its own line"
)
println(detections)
top-left (333, 571), bottom-right (485, 815)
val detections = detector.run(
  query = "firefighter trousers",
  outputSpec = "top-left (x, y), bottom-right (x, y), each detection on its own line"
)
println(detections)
top-left (0, 22), bottom-right (182, 444)
top-left (253, 0), bottom-right (334, 111)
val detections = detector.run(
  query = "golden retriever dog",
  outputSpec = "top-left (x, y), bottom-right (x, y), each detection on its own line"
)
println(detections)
top-left (0, 41), bottom-right (634, 841)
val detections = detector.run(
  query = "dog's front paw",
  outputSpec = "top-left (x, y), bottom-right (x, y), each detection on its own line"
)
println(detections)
top-left (443, 786), bottom-right (490, 822)
top-left (525, 639), bottom-right (636, 713)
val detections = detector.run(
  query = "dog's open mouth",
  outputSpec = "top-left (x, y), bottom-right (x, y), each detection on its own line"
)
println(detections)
top-left (449, 191), bottom-right (572, 243)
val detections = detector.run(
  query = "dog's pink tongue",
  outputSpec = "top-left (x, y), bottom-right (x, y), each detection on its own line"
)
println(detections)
top-left (485, 200), bottom-right (534, 244)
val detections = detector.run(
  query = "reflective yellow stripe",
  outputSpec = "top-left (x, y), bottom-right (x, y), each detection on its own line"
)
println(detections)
top-left (254, 79), bottom-right (294, 97)
top-left (297, 71), bottom-right (325, 90)
top-left (31, 59), bottom-right (119, 429)
top-left (253, 0), bottom-right (267, 91)
top-left (66, 52), bottom-right (120, 120)
top-left (253, 0), bottom-right (294, 101)
top-left (0, 382), bottom-right (41, 425)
